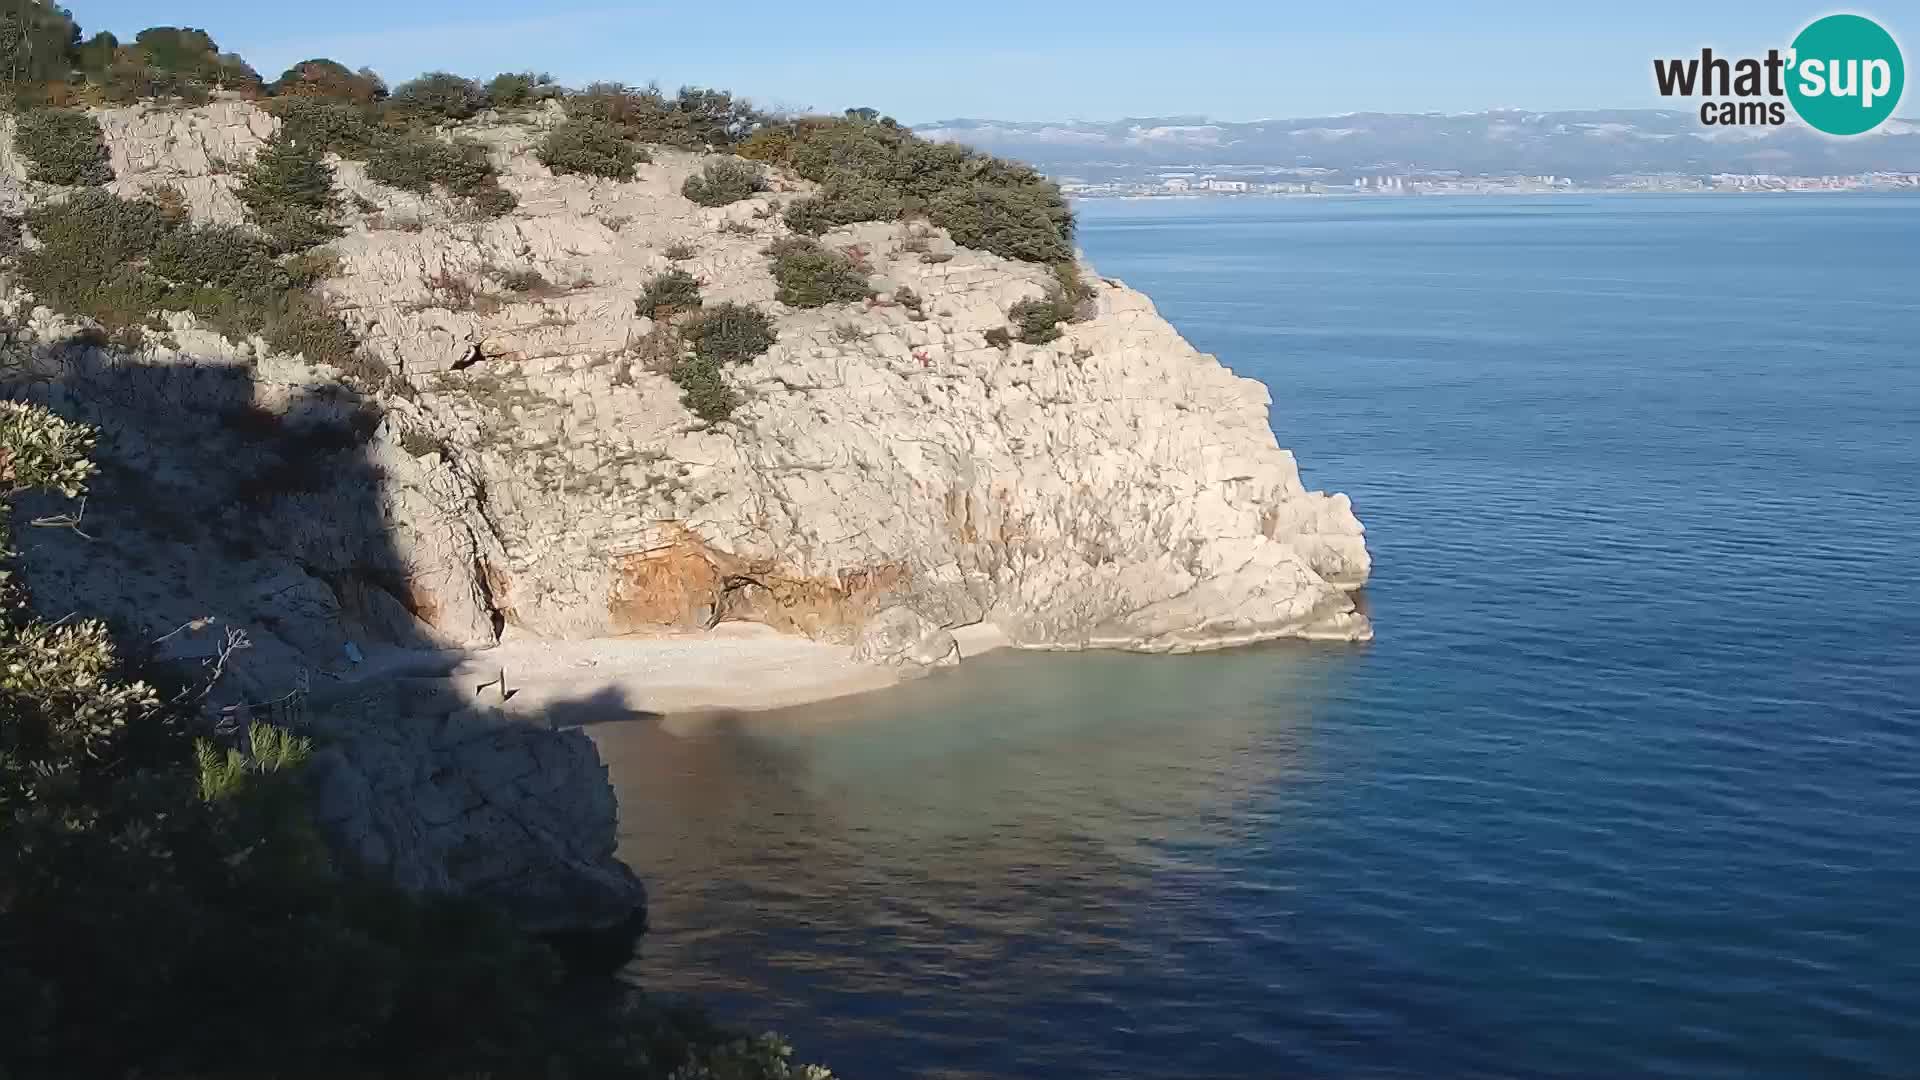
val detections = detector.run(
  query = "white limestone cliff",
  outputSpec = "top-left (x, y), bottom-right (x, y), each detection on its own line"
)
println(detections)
top-left (36, 100), bottom-right (1369, 655)
top-left (0, 100), bottom-right (1371, 935)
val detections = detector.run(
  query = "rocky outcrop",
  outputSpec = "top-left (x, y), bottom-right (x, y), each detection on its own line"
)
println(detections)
top-left (852, 606), bottom-right (961, 671)
top-left (302, 673), bottom-right (645, 941)
top-left (0, 99), bottom-right (1370, 936)
top-left (11, 100), bottom-right (1369, 658)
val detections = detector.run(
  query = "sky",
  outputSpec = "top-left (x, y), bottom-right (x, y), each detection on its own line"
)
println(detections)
top-left (71, 1), bottom-right (1912, 124)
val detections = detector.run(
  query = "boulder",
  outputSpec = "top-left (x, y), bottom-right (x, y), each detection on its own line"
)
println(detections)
top-left (852, 606), bottom-right (962, 670)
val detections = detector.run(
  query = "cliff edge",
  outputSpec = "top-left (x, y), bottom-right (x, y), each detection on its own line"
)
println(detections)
top-left (0, 99), bottom-right (1369, 938)
top-left (14, 100), bottom-right (1367, 659)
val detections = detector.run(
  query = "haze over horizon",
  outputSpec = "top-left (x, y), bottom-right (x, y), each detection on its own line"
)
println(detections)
top-left (72, 0), bottom-right (1908, 125)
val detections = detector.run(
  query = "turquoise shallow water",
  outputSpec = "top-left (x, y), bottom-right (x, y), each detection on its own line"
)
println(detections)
top-left (599, 194), bottom-right (1920, 1078)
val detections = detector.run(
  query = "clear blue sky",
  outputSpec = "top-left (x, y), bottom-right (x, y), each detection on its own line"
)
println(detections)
top-left (71, 1), bottom-right (1910, 123)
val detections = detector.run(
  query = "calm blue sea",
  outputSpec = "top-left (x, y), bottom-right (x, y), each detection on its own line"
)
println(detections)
top-left (600, 194), bottom-right (1920, 1079)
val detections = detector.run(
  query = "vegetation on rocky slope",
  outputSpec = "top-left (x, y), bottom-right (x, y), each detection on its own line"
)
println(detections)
top-left (11, 106), bottom-right (112, 184)
top-left (683, 156), bottom-right (767, 207)
top-left (0, 397), bottom-right (830, 1079)
top-left (539, 116), bottom-right (650, 178)
top-left (0, 1), bottom-right (1097, 1071)
top-left (742, 111), bottom-right (1075, 263)
top-left (2, 3), bottom-right (1076, 263)
top-left (765, 236), bottom-right (871, 308)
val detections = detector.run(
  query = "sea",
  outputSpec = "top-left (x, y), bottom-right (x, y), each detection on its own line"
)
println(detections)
top-left (595, 194), bottom-right (1920, 1079)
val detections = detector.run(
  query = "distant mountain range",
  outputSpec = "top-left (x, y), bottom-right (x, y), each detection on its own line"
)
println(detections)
top-left (915, 110), bottom-right (1920, 179)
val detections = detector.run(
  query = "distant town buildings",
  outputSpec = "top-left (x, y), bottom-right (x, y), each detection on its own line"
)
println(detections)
top-left (1052, 168), bottom-right (1920, 200)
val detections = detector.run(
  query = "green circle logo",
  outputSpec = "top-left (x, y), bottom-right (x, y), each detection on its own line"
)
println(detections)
top-left (1787, 14), bottom-right (1904, 135)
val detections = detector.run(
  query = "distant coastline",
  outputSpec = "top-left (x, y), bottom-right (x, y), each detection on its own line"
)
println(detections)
top-left (1061, 171), bottom-right (1920, 202)
top-left (1069, 183), bottom-right (1920, 203)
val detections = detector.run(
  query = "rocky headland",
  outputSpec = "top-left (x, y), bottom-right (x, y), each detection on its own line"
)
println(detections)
top-left (1, 82), bottom-right (1369, 1033)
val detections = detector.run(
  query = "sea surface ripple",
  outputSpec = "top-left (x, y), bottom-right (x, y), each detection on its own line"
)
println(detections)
top-left (597, 194), bottom-right (1920, 1079)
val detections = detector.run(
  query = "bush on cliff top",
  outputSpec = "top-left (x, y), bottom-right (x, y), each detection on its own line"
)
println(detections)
top-left (486, 70), bottom-right (557, 110)
top-left (13, 108), bottom-right (114, 186)
top-left (538, 116), bottom-right (648, 179)
top-left (766, 237), bottom-right (869, 308)
top-left (391, 70), bottom-right (487, 122)
top-left (683, 156), bottom-right (766, 207)
top-left (269, 57), bottom-right (387, 103)
top-left (80, 25), bottom-right (264, 104)
top-left (568, 82), bottom-right (763, 148)
top-left (739, 111), bottom-right (1074, 263)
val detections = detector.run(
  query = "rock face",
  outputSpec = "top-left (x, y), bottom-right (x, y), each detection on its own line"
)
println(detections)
top-left (0, 100), bottom-right (1371, 933)
top-left (302, 674), bottom-right (645, 940)
top-left (4, 101), bottom-right (1370, 658)
top-left (852, 606), bottom-right (962, 671)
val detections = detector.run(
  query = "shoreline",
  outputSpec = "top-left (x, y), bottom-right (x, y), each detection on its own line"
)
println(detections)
top-left (313, 622), bottom-right (1015, 722)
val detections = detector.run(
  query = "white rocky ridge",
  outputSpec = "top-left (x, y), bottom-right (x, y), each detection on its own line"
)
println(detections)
top-left (0, 99), bottom-right (1370, 933)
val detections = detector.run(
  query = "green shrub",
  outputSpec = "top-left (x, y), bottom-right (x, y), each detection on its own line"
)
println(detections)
top-left (682, 157), bottom-right (766, 207)
top-left (637, 268), bottom-right (702, 319)
top-left (14, 109), bottom-right (114, 186)
top-left (664, 241), bottom-right (697, 261)
top-left (668, 354), bottom-right (740, 422)
top-left (928, 181), bottom-right (1074, 264)
top-left (780, 196), bottom-right (831, 236)
top-left (781, 173), bottom-right (904, 236)
top-left (0, 400), bottom-right (97, 499)
top-left (0, 214), bottom-right (21, 259)
top-left (264, 292), bottom-right (361, 370)
top-left (985, 327), bottom-right (1012, 349)
top-left (1052, 260), bottom-right (1096, 321)
top-left (0, 2), bottom-right (82, 91)
top-left (266, 96), bottom-right (384, 157)
top-left (391, 71), bottom-right (486, 122)
top-left (537, 118), bottom-right (646, 179)
top-left (672, 86), bottom-right (763, 147)
top-left (684, 302), bottom-right (776, 365)
top-left (151, 225), bottom-right (289, 297)
top-left (742, 115), bottom-right (1073, 263)
top-left (20, 190), bottom-right (169, 328)
top-left (85, 26), bottom-right (263, 104)
top-left (237, 133), bottom-right (343, 252)
top-left (365, 133), bottom-right (515, 216)
top-left (269, 57), bottom-right (386, 103)
top-left (1009, 297), bottom-right (1062, 344)
top-left (486, 71), bottom-right (553, 110)
top-left (766, 237), bottom-right (868, 308)
top-left (365, 131), bottom-right (474, 193)
top-left (568, 83), bottom-right (762, 148)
